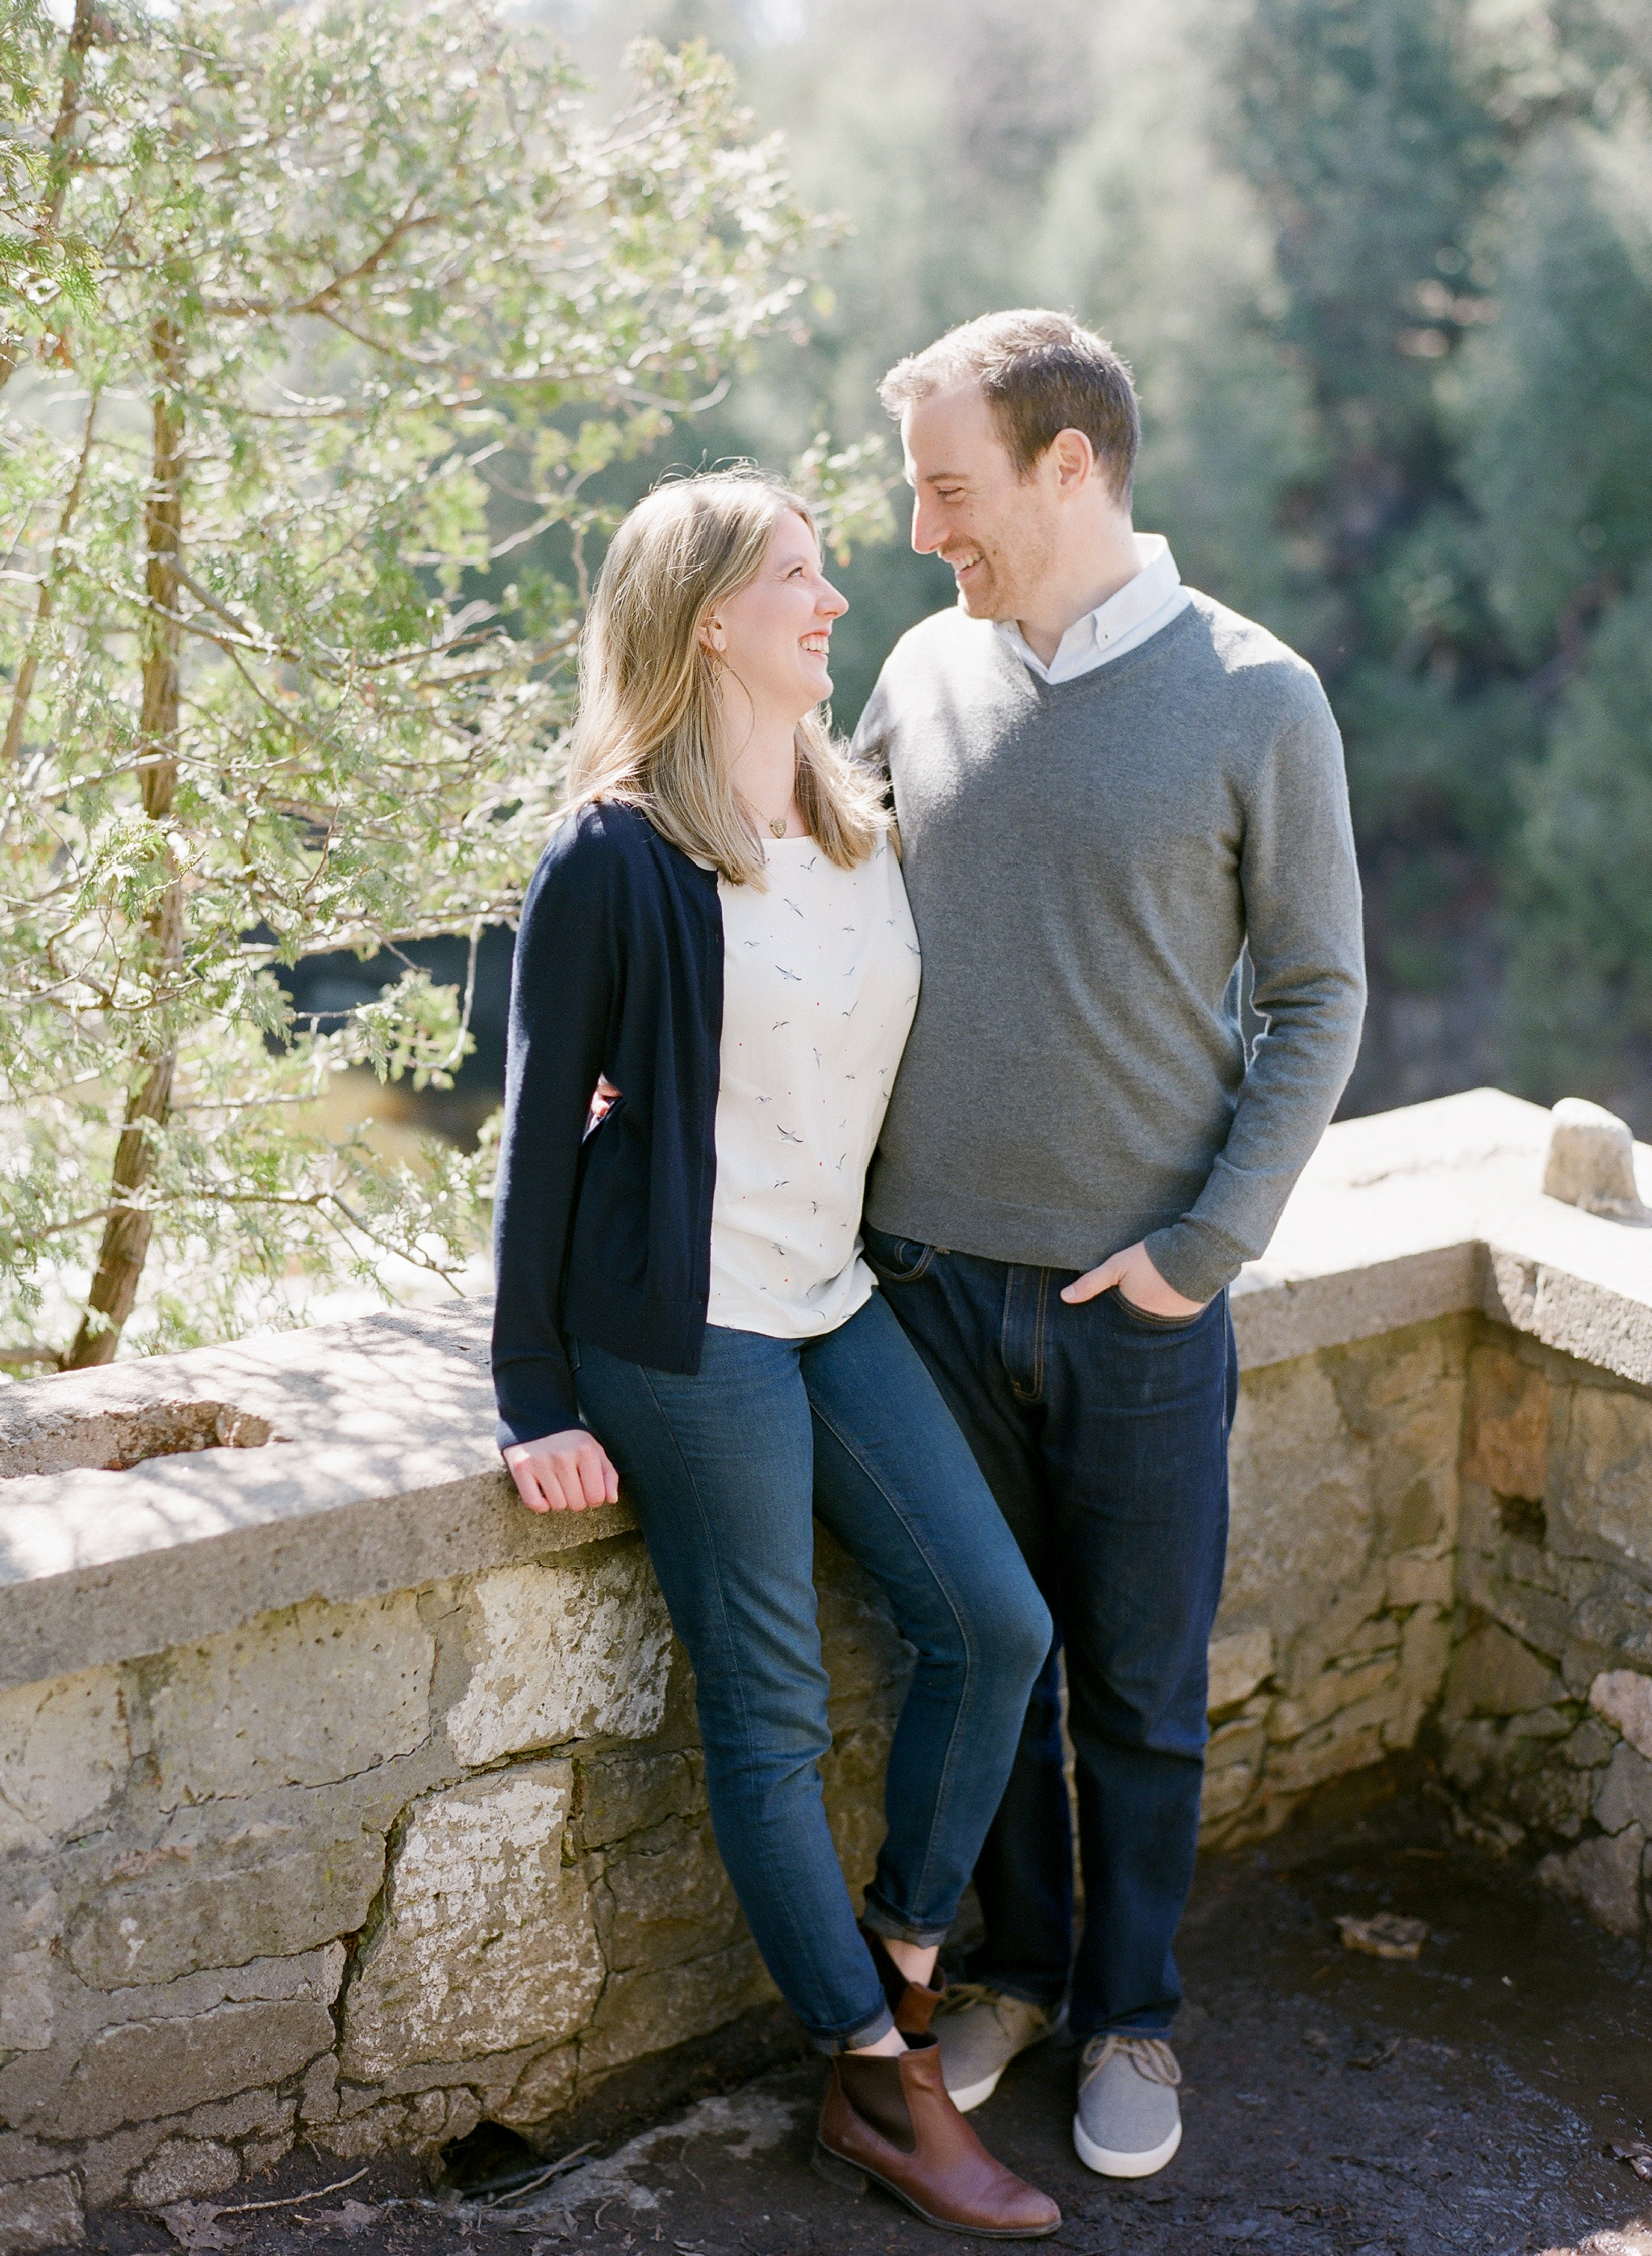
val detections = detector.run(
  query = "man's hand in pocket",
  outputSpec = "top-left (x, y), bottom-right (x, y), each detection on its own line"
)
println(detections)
top-left (1060, 1241), bottom-right (1205, 1317)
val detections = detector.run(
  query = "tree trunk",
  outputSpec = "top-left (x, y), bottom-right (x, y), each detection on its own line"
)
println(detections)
top-left (2, 394), bottom-right (97, 766)
top-left (64, 320), bottom-right (185, 1368)
top-left (0, 0), bottom-right (99, 399)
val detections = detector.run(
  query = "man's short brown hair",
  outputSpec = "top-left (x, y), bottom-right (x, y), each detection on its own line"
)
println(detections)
top-left (878, 309), bottom-right (1141, 502)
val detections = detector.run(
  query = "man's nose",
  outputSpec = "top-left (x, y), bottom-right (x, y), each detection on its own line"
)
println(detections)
top-left (911, 494), bottom-right (943, 555)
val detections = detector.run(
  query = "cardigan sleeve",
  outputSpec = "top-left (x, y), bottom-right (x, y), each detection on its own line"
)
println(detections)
top-left (490, 820), bottom-right (621, 1448)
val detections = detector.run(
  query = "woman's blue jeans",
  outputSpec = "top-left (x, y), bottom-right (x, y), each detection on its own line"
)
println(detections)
top-left (573, 1290), bottom-right (1052, 2053)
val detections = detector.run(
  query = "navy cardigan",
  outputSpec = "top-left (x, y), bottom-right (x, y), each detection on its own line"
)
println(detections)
top-left (490, 801), bottom-right (724, 1448)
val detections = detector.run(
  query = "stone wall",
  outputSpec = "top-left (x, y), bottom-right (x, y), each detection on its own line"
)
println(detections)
top-left (0, 1088), bottom-right (1648, 2246)
top-left (1200, 1315), bottom-right (1466, 1844)
top-left (0, 1525), bottom-right (907, 2245)
top-left (1437, 1331), bottom-right (1652, 1936)
top-left (1201, 1307), bottom-right (1652, 1955)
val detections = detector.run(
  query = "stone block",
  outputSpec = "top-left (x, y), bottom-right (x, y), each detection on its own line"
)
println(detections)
top-left (816, 1543), bottom-right (910, 1728)
top-left (1461, 1347), bottom-right (1550, 1501)
top-left (1502, 1703), bottom-right (1573, 1742)
top-left (820, 1722), bottom-right (893, 1899)
top-left (1199, 1765), bottom-right (1258, 1828)
top-left (66, 1823), bottom-right (386, 1987)
top-left (1509, 1762), bottom-right (1592, 1840)
top-left (0, 2175), bottom-right (82, 2254)
top-left (446, 1547), bottom-right (673, 1765)
top-left (1226, 1359), bottom-right (1375, 1643)
top-left (300, 2053), bottom-right (340, 2124)
top-left (184, 2087), bottom-right (293, 2141)
top-left (78, 2125), bottom-right (171, 2209)
top-left (1262, 1719), bottom-right (1386, 1799)
top-left (597, 1817), bottom-right (745, 1972)
top-left (130, 2140), bottom-right (240, 2206)
top-left (1553, 1388), bottom-right (1652, 1572)
top-left (1268, 1653), bottom-right (1398, 1742)
top-left (311, 2099), bottom-right (411, 2160)
top-left (149, 1593), bottom-right (433, 1805)
top-left (1565, 1580), bottom-right (1652, 1686)
top-left (0, 1665), bottom-right (129, 1855)
top-left (495, 2043), bottom-right (578, 2129)
top-left (0, 1945), bottom-right (53, 2053)
top-left (0, 2140), bottom-right (59, 2187)
top-left (1445, 1621), bottom-right (1562, 1719)
top-left (1563, 1718), bottom-right (1617, 1769)
top-left (44, 1995), bottom-right (335, 2139)
top-left (579, 1941), bottom-right (775, 2078)
top-left (1542, 1097), bottom-right (1650, 1218)
top-left (1207, 1715), bottom-right (1267, 1771)
top-left (577, 1751), bottom-right (703, 1849)
top-left (1208, 1628), bottom-right (1273, 1714)
top-left (1537, 1825), bottom-right (1646, 1936)
top-left (339, 1761), bottom-right (603, 2082)
top-left (1594, 1744), bottom-right (1652, 1837)
top-left (1386, 1550), bottom-right (1454, 1609)
top-left (1591, 1669), bottom-right (1652, 1760)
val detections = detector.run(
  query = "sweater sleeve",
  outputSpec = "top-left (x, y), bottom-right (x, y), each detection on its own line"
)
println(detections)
top-left (490, 823), bottom-right (620, 1449)
top-left (1143, 696), bottom-right (1366, 1304)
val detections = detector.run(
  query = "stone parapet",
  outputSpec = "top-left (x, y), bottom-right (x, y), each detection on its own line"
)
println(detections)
top-left (0, 1087), bottom-right (1646, 2237)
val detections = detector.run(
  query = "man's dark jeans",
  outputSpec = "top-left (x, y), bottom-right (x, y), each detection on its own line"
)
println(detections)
top-left (862, 1226), bottom-right (1237, 2038)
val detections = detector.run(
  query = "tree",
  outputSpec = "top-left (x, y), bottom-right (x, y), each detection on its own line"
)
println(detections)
top-left (0, 0), bottom-right (816, 1369)
top-left (1453, 104), bottom-right (1652, 1092)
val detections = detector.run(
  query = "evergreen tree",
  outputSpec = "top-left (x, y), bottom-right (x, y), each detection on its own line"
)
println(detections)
top-left (0, 0), bottom-right (813, 1368)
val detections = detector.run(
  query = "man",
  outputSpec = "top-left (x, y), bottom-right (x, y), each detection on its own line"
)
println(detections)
top-left (851, 311), bottom-right (1365, 2181)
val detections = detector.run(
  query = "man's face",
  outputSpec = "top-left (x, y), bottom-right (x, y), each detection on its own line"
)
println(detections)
top-left (902, 384), bottom-right (1058, 622)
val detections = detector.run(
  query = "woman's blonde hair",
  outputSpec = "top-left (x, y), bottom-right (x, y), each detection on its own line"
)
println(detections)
top-left (562, 468), bottom-right (886, 885)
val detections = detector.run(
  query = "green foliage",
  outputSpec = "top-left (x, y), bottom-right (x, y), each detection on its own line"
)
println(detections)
top-left (1453, 114), bottom-right (1652, 659)
top-left (1032, 2), bottom-right (1328, 650)
top-left (0, 0), bottom-right (814, 1366)
top-left (1504, 566), bottom-right (1652, 1096)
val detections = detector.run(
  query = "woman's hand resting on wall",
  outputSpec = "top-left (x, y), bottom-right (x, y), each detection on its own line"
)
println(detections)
top-left (503, 1429), bottom-right (621, 1513)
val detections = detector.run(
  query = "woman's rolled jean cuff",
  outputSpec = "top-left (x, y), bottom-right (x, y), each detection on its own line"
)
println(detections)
top-left (807, 2001), bottom-right (895, 2057)
top-left (859, 1895), bottom-right (953, 1951)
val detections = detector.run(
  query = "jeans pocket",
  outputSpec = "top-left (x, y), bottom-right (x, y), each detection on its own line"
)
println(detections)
top-left (861, 1225), bottom-right (936, 1285)
top-left (1111, 1285), bottom-right (1206, 1331)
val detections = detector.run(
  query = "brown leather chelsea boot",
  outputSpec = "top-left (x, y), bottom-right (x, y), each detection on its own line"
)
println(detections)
top-left (814, 2033), bottom-right (1061, 2238)
top-left (858, 1922), bottom-right (947, 2037)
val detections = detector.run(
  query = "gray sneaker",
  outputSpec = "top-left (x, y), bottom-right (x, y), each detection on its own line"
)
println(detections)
top-left (932, 1983), bottom-right (1056, 2112)
top-left (1072, 2034), bottom-right (1183, 2177)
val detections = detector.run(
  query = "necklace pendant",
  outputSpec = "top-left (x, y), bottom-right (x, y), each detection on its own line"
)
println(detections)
top-left (769, 815), bottom-right (787, 838)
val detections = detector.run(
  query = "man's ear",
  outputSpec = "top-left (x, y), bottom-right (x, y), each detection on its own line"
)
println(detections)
top-left (1049, 428), bottom-right (1096, 495)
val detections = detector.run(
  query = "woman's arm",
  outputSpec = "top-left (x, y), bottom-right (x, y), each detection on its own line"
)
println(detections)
top-left (490, 818), bottom-right (624, 1460)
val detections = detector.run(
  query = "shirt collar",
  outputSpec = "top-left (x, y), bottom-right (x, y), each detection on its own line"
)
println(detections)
top-left (991, 533), bottom-right (1182, 675)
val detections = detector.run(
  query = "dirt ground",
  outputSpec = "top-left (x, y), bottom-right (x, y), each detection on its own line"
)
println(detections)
top-left (75, 1774), bottom-right (1652, 2256)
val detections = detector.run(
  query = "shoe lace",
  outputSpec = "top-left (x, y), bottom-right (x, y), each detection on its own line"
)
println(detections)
top-left (934, 1982), bottom-right (1033, 2031)
top-left (1078, 2034), bottom-right (1181, 2088)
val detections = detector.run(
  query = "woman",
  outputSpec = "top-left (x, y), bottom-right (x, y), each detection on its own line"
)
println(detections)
top-left (490, 470), bottom-right (1058, 2241)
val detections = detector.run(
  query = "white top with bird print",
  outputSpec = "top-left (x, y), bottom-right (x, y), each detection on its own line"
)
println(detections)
top-left (707, 827), bottom-right (920, 1339)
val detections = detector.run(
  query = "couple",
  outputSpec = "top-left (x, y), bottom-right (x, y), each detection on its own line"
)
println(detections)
top-left (491, 310), bottom-right (1366, 2239)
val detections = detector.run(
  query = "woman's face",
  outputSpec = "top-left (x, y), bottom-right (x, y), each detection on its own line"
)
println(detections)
top-left (703, 510), bottom-right (848, 726)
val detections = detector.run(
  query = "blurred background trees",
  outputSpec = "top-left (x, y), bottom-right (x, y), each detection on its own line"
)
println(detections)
top-left (5, 0), bottom-right (1650, 1363)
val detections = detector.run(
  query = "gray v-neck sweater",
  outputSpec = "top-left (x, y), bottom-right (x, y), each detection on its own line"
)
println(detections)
top-left (850, 592), bottom-right (1366, 1304)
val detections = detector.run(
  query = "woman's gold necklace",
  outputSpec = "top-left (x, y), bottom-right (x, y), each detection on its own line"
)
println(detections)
top-left (768, 813), bottom-right (787, 838)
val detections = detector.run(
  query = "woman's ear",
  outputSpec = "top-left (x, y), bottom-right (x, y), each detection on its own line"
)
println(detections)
top-left (699, 617), bottom-right (726, 657)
